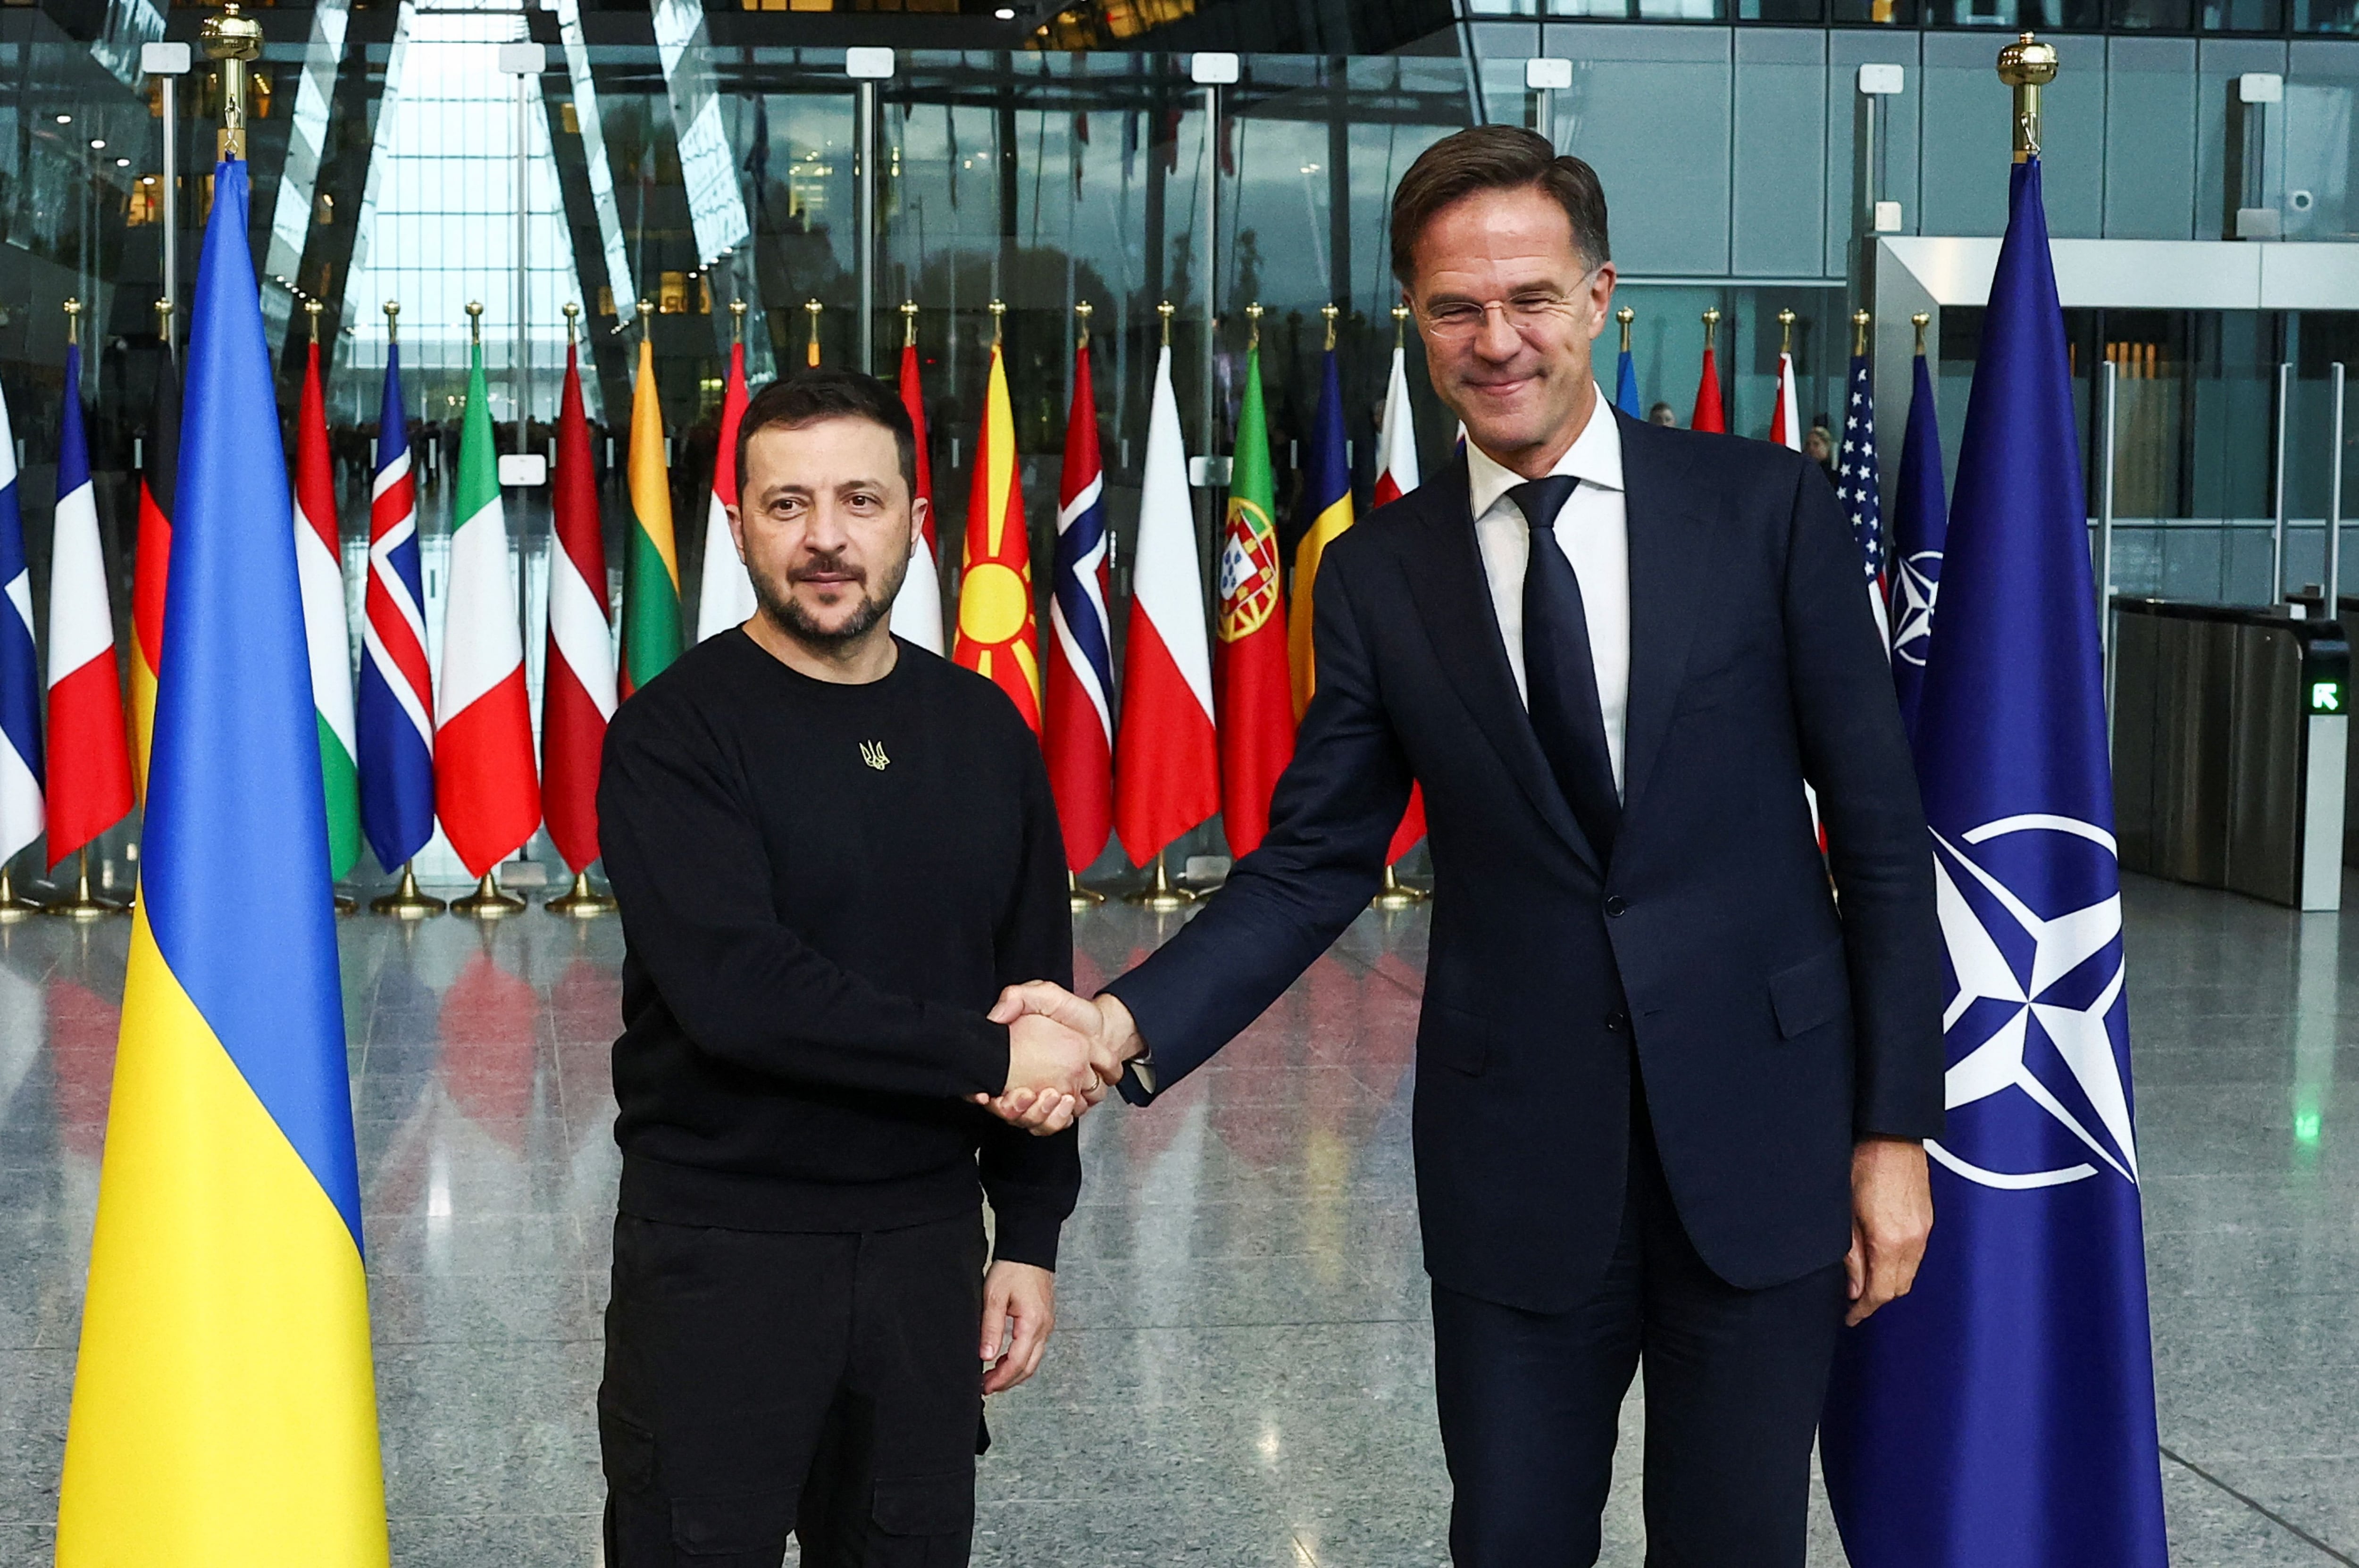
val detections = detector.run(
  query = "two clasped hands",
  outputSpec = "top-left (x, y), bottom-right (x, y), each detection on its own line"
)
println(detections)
top-left (969, 982), bottom-right (1142, 1134)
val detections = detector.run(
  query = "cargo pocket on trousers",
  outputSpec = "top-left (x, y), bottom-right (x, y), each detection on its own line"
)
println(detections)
top-left (669, 1490), bottom-right (798, 1558)
top-left (873, 1468), bottom-right (976, 1550)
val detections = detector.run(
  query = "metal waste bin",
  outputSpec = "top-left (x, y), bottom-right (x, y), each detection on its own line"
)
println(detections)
top-left (2112, 599), bottom-right (2348, 911)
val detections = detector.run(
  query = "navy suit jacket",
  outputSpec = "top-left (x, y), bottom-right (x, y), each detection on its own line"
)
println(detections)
top-left (1106, 410), bottom-right (1945, 1314)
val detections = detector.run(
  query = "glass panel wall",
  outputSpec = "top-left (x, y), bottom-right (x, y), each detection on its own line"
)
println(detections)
top-left (9, 1), bottom-right (2359, 885)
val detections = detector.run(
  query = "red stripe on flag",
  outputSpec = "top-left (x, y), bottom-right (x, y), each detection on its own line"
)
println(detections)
top-left (1386, 784), bottom-right (1427, 865)
top-left (1113, 607), bottom-right (1220, 867)
top-left (45, 651), bottom-right (133, 866)
top-left (431, 666), bottom-right (540, 878)
top-left (539, 654), bottom-right (605, 874)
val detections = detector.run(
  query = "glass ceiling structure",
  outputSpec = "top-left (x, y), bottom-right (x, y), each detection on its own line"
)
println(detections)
top-left (337, 1), bottom-right (598, 428)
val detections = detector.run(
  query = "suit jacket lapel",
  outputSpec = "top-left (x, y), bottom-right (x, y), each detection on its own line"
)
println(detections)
top-left (1616, 412), bottom-right (1706, 821)
top-left (1403, 453), bottom-right (1602, 874)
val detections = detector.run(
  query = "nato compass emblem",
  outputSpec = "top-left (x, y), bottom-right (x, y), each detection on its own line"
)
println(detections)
top-left (1890, 550), bottom-right (1941, 668)
top-left (1928, 813), bottom-right (2139, 1192)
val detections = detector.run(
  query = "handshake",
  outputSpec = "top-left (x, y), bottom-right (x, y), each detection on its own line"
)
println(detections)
top-left (970, 982), bottom-right (1145, 1135)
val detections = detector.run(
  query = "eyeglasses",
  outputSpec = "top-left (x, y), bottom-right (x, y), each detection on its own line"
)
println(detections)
top-left (1414, 274), bottom-right (1599, 343)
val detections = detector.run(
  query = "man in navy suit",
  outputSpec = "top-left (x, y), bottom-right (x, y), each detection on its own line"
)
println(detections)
top-left (988, 125), bottom-right (1945, 1566)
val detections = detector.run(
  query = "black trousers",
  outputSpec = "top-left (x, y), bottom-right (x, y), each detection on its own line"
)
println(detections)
top-left (598, 1210), bottom-right (987, 1568)
top-left (1430, 1108), bottom-right (1848, 1568)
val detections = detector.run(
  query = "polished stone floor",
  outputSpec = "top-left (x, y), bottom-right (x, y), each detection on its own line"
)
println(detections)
top-left (1, 873), bottom-right (2356, 1565)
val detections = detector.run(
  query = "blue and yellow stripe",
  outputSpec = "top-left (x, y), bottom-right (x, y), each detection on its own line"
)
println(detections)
top-left (56, 158), bottom-right (385, 1567)
top-left (1288, 345), bottom-right (1356, 717)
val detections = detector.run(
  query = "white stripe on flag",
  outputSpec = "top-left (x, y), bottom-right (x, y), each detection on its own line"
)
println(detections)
top-left (892, 539), bottom-right (944, 655)
top-left (1134, 347), bottom-right (1216, 724)
top-left (695, 490), bottom-right (756, 643)
top-left (46, 481), bottom-right (112, 682)
top-left (1049, 533), bottom-right (1114, 743)
top-left (549, 557), bottom-right (619, 723)
top-left (296, 506), bottom-right (358, 755)
top-left (0, 738), bottom-right (38, 865)
top-left (437, 496), bottom-right (523, 723)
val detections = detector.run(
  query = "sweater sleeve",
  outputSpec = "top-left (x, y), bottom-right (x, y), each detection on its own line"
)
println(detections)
top-left (599, 694), bottom-right (1012, 1102)
top-left (977, 736), bottom-right (1081, 1269)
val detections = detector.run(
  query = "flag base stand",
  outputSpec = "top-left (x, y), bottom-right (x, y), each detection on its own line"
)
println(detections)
top-left (1068, 871), bottom-right (1105, 911)
top-left (1125, 857), bottom-right (1196, 912)
top-left (452, 870), bottom-right (527, 919)
top-left (1371, 863), bottom-right (1429, 910)
top-left (332, 889), bottom-right (358, 916)
top-left (370, 863), bottom-right (447, 919)
top-left (547, 869), bottom-right (618, 918)
top-left (46, 851), bottom-right (125, 921)
top-left (0, 865), bottom-right (41, 922)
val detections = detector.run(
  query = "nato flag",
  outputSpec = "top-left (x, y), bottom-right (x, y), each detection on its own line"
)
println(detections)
top-left (1888, 344), bottom-right (1949, 738)
top-left (1819, 156), bottom-right (2169, 1568)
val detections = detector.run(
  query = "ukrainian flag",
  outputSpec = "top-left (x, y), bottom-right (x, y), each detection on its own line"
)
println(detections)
top-left (55, 158), bottom-right (386, 1566)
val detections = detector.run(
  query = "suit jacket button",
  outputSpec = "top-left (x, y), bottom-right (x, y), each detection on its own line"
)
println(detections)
top-left (1604, 895), bottom-right (1627, 917)
top-left (1604, 1010), bottom-right (1628, 1032)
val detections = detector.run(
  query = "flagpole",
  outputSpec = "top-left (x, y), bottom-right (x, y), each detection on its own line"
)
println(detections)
top-left (363, 298), bottom-right (447, 920)
top-left (0, 863), bottom-right (37, 920)
top-left (1125, 298), bottom-right (1201, 914)
top-left (449, 299), bottom-right (529, 921)
top-left (301, 298), bottom-right (359, 916)
top-left (1068, 297), bottom-right (1108, 913)
top-left (805, 298), bottom-right (823, 368)
top-left (547, 300), bottom-right (619, 920)
top-left (46, 296), bottom-right (126, 921)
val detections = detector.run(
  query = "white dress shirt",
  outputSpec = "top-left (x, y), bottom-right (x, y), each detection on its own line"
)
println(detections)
top-left (1464, 387), bottom-right (1631, 798)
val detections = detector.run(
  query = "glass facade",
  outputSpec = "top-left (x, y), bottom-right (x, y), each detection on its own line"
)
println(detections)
top-left (1, 0), bottom-right (2357, 878)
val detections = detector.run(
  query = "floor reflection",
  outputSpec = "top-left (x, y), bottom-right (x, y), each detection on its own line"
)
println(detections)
top-left (1, 880), bottom-right (2357, 1565)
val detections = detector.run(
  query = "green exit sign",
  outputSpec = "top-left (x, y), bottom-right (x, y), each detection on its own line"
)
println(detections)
top-left (2312, 680), bottom-right (2344, 713)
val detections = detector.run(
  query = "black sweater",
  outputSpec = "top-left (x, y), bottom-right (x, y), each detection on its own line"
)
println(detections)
top-left (597, 630), bottom-right (1079, 1269)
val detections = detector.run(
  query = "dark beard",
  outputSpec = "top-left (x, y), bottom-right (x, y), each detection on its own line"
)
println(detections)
top-left (750, 544), bottom-right (910, 651)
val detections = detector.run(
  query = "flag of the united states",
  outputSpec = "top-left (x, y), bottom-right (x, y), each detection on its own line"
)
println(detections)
top-left (1836, 351), bottom-right (1892, 646)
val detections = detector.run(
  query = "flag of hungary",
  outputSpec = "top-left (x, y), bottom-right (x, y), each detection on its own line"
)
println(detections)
top-left (294, 338), bottom-right (361, 880)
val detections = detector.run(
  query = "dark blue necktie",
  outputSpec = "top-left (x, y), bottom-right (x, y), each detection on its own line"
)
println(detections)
top-left (1512, 476), bottom-right (1620, 858)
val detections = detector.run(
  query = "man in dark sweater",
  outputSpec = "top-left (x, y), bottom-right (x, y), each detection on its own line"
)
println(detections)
top-left (594, 368), bottom-right (1097, 1568)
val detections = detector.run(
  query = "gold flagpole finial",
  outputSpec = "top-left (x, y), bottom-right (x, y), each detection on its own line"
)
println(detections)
top-left (805, 298), bottom-right (824, 366)
top-left (1393, 301), bottom-right (1410, 350)
top-left (636, 299), bottom-right (654, 342)
top-left (900, 300), bottom-right (919, 349)
top-left (1851, 309), bottom-right (1872, 356)
top-left (62, 298), bottom-right (80, 346)
top-left (154, 295), bottom-right (174, 341)
top-left (729, 298), bottom-right (746, 348)
top-left (200, 1), bottom-right (262, 161)
top-left (1245, 301), bottom-right (1263, 352)
top-left (562, 300), bottom-right (580, 346)
top-left (987, 298), bottom-right (1005, 349)
top-left (1777, 308), bottom-right (1796, 355)
top-left (1701, 306), bottom-right (1721, 336)
top-left (1157, 300), bottom-right (1174, 348)
top-left (465, 300), bottom-right (484, 346)
top-left (383, 299), bottom-right (400, 343)
top-left (1075, 300), bottom-right (1094, 351)
top-left (1998, 33), bottom-right (2059, 163)
top-left (305, 298), bottom-right (324, 343)
top-left (1912, 311), bottom-right (1931, 354)
top-left (1321, 302), bottom-right (1339, 353)
top-left (1616, 305), bottom-right (1634, 354)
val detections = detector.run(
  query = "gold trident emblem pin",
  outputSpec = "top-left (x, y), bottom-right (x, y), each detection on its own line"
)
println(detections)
top-left (859, 741), bottom-right (890, 772)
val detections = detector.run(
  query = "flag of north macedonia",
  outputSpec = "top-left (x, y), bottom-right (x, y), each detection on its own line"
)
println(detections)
top-left (953, 341), bottom-right (1041, 730)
